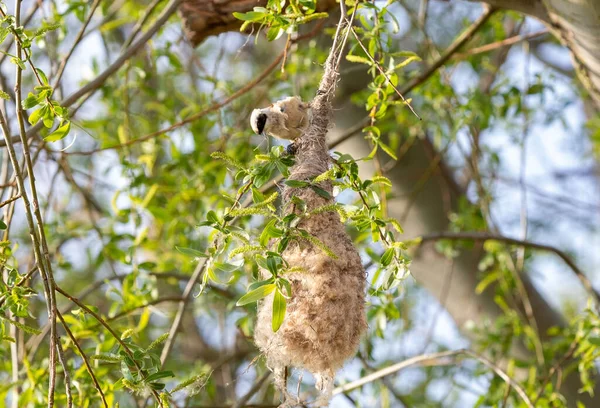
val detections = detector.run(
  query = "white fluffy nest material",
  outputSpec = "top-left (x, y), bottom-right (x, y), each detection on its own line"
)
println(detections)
top-left (254, 32), bottom-right (367, 408)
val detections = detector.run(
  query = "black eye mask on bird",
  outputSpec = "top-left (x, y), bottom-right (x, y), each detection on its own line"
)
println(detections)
top-left (250, 96), bottom-right (311, 140)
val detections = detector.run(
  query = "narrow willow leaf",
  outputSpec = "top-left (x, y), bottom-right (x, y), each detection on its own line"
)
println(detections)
top-left (145, 370), bottom-right (174, 382)
top-left (380, 248), bottom-right (394, 267)
top-left (44, 121), bottom-right (71, 142)
top-left (272, 290), bottom-right (286, 332)
top-left (260, 219), bottom-right (283, 247)
top-left (284, 179), bottom-right (309, 188)
top-left (176, 246), bottom-right (208, 258)
top-left (232, 11), bottom-right (266, 21)
top-left (378, 141), bottom-right (397, 160)
top-left (311, 186), bottom-right (331, 199)
top-left (236, 284), bottom-right (275, 306)
top-left (248, 278), bottom-right (275, 291)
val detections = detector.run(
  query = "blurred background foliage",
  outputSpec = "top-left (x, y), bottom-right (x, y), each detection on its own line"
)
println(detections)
top-left (0, 0), bottom-right (599, 407)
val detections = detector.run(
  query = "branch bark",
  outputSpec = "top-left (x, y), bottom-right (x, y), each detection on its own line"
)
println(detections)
top-left (467, 0), bottom-right (600, 109)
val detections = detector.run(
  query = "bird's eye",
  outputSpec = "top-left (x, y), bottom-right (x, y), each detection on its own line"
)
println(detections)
top-left (279, 106), bottom-right (285, 112)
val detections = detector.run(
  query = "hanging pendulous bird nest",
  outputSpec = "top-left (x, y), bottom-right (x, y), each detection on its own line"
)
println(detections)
top-left (251, 12), bottom-right (367, 408)
top-left (179, 0), bottom-right (337, 47)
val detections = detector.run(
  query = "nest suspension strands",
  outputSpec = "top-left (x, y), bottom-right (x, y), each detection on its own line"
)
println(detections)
top-left (253, 5), bottom-right (366, 408)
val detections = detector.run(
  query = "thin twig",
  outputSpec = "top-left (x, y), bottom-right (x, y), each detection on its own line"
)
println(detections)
top-left (64, 21), bottom-right (325, 156)
top-left (349, 27), bottom-right (420, 119)
top-left (159, 182), bottom-right (251, 377)
top-left (55, 286), bottom-right (164, 406)
top-left (0, 0), bottom-right (183, 148)
top-left (532, 335), bottom-right (580, 404)
top-left (53, 0), bottom-right (103, 88)
top-left (61, 0), bottom-right (183, 108)
top-left (121, 0), bottom-right (165, 50)
top-left (55, 337), bottom-right (73, 408)
top-left (67, 52), bottom-right (284, 155)
top-left (232, 372), bottom-right (272, 408)
top-left (9, 310), bottom-right (19, 408)
top-left (57, 311), bottom-right (109, 408)
top-left (454, 29), bottom-right (548, 59)
top-left (5, 1), bottom-right (59, 405)
top-left (0, 194), bottom-right (20, 208)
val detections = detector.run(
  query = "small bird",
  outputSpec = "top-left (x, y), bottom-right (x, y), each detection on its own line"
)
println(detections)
top-left (250, 96), bottom-right (310, 140)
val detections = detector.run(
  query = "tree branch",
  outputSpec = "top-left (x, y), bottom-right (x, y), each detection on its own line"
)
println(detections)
top-left (417, 231), bottom-right (600, 305)
top-left (0, 0), bottom-right (183, 148)
top-left (332, 349), bottom-right (533, 408)
top-left (329, 6), bottom-right (496, 148)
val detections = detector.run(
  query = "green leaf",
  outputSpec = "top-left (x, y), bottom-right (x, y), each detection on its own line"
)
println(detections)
top-left (35, 68), bottom-right (49, 86)
top-left (266, 256), bottom-right (278, 275)
top-left (44, 120), bottom-right (70, 142)
top-left (284, 179), bottom-right (309, 188)
top-left (22, 92), bottom-right (40, 109)
top-left (0, 217), bottom-right (6, 230)
top-left (378, 141), bottom-right (398, 160)
top-left (311, 186), bottom-right (331, 199)
top-left (145, 371), bottom-right (175, 382)
top-left (266, 26), bottom-right (284, 41)
top-left (10, 57), bottom-right (25, 71)
top-left (233, 11), bottom-right (266, 21)
top-left (527, 84), bottom-right (544, 95)
top-left (206, 210), bottom-right (219, 224)
top-left (475, 271), bottom-right (500, 295)
top-left (587, 337), bottom-right (600, 346)
top-left (100, 17), bottom-right (134, 33)
top-left (121, 360), bottom-right (134, 382)
top-left (380, 248), bottom-right (394, 267)
top-left (212, 262), bottom-right (239, 274)
top-left (248, 278), bottom-right (274, 291)
top-left (27, 106), bottom-right (45, 125)
top-left (0, 90), bottom-right (9, 100)
top-left (260, 219), bottom-right (283, 247)
top-left (236, 284), bottom-right (276, 306)
top-left (272, 290), bottom-right (286, 332)
top-left (175, 246), bottom-right (208, 258)
top-left (42, 116), bottom-right (54, 129)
